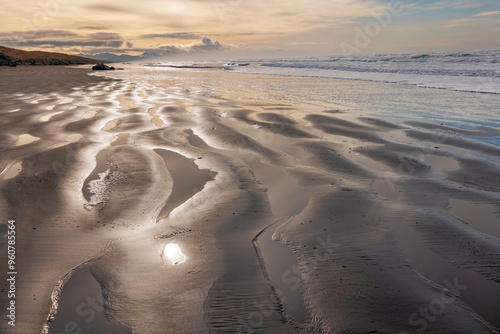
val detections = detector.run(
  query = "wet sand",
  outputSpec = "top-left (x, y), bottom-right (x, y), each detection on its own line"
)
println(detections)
top-left (0, 65), bottom-right (499, 333)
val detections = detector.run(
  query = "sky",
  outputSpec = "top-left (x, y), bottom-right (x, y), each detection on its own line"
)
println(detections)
top-left (0, 0), bottom-right (499, 60)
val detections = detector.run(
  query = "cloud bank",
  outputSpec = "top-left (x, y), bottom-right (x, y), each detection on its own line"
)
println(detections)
top-left (0, 29), bottom-right (232, 60)
top-left (0, 0), bottom-right (498, 57)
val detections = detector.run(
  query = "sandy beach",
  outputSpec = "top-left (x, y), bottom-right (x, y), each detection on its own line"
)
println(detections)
top-left (1, 65), bottom-right (499, 334)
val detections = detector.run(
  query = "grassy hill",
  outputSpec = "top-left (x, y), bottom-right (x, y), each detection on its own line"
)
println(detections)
top-left (0, 45), bottom-right (97, 66)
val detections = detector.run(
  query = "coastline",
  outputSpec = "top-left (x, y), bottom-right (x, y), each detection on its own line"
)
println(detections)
top-left (0, 65), bottom-right (499, 333)
top-left (0, 45), bottom-right (97, 67)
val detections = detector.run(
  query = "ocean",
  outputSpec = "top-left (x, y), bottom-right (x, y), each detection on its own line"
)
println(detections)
top-left (230, 50), bottom-right (500, 94)
top-left (146, 50), bottom-right (500, 94)
top-left (143, 50), bottom-right (500, 145)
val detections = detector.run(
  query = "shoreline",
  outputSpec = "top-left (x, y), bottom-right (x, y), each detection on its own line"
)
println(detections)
top-left (1, 65), bottom-right (499, 333)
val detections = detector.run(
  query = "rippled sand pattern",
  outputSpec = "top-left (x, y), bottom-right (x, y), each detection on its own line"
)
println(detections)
top-left (0, 66), bottom-right (499, 334)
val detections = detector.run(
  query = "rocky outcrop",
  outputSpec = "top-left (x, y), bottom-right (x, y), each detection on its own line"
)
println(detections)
top-left (92, 63), bottom-right (115, 70)
top-left (0, 52), bottom-right (19, 66)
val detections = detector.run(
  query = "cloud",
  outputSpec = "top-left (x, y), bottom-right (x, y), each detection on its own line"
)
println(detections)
top-left (444, 9), bottom-right (500, 28)
top-left (0, 28), bottom-right (230, 59)
top-left (83, 4), bottom-right (134, 14)
top-left (139, 32), bottom-right (201, 39)
top-left (423, 0), bottom-right (484, 10)
top-left (7, 30), bottom-right (80, 40)
top-left (0, 30), bottom-right (131, 51)
top-left (189, 38), bottom-right (226, 52)
top-left (88, 32), bottom-right (125, 40)
top-left (444, 18), bottom-right (477, 28)
top-left (10, 40), bottom-right (126, 48)
top-left (474, 11), bottom-right (500, 17)
top-left (149, 37), bottom-right (229, 54)
top-left (85, 38), bottom-right (233, 60)
top-left (152, 44), bottom-right (185, 54)
top-left (78, 26), bottom-right (110, 30)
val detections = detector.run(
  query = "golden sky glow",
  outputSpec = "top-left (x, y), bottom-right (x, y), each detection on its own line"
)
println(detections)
top-left (0, 0), bottom-right (499, 59)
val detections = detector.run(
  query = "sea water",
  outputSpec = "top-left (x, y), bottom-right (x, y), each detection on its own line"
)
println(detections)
top-left (141, 51), bottom-right (500, 146)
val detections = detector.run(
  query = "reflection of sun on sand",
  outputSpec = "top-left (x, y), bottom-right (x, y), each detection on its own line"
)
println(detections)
top-left (83, 109), bottom-right (98, 119)
top-left (120, 101), bottom-right (135, 109)
top-left (60, 97), bottom-right (74, 104)
top-left (147, 106), bottom-right (161, 115)
top-left (40, 111), bottom-right (64, 122)
top-left (0, 162), bottom-right (23, 180)
top-left (15, 134), bottom-right (40, 146)
top-left (163, 243), bottom-right (186, 265)
top-left (49, 134), bottom-right (83, 149)
top-left (151, 115), bottom-right (164, 127)
top-left (102, 118), bottom-right (119, 131)
top-left (147, 105), bottom-right (165, 127)
top-left (64, 133), bottom-right (83, 144)
top-left (111, 133), bottom-right (130, 146)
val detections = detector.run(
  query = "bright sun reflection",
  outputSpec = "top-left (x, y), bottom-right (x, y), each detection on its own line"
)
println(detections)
top-left (163, 243), bottom-right (186, 265)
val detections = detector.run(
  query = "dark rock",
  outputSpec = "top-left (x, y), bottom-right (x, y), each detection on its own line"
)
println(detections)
top-left (0, 53), bottom-right (19, 67)
top-left (92, 63), bottom-right (115, 71)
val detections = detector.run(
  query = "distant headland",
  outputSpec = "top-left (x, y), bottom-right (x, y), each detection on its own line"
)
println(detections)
top-left (0, 45), bottom-right (98, 66)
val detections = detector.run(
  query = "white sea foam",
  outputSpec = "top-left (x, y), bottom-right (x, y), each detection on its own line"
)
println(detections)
top-left (144, 51), bottom-right (500, 94)
top-left (227, 51), bottom-right (500, 94)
